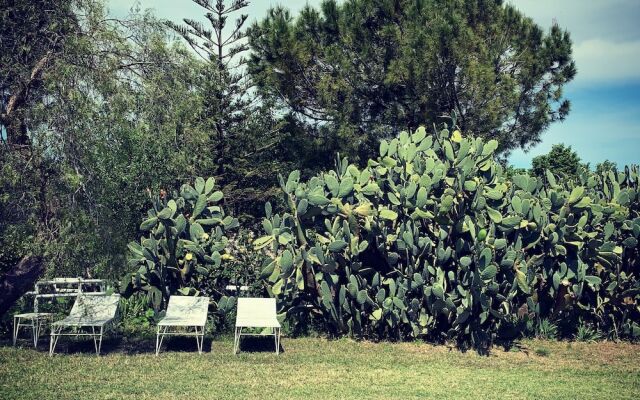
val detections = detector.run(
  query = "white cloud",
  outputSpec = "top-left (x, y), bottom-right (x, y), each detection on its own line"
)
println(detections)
top-left (573, 39), bottom-right (640, 83)
top-left (508, 0), bottom-right (640, 84)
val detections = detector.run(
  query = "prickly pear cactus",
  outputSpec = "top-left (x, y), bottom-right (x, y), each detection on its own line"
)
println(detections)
top-left (256, 125), bottom-right (640, 348)
top-left (123, 177), bottom-right (238, 312)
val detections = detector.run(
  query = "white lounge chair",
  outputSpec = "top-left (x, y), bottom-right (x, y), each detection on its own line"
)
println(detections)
top-left (155, 296), bottom-right (209, 356)
top-left (49, 294), bottom-right (120, 356)
top-left (234, 297), bottom-right (281, 355)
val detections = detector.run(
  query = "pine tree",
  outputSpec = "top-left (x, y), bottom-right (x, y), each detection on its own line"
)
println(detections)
top-left (248, 0), bottom-right (576, 160)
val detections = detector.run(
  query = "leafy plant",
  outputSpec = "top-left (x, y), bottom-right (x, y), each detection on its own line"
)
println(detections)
top-left (221, 229), bottom-right (266, 297)
top-left (534, 347), bottom-right (551, 357)
top-left (117, 294), bottom-right (157, 334)
top-left (255, 123), bottom-right (640, 350)
top-left (536, 319), bottom-right (559, 341)
top-left (575, 322), bottom-right (602, 342)
top-left (122, 177), bottom-right (239, 313)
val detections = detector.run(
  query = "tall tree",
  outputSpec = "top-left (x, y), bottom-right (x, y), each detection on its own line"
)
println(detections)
top-left (0, 0), bottom-right (78, 146)
top-left (248, 0), bottom-right (576, 161)
top-left (0, 0), bottom-right (81, 311)
top-left (0, 0), bottom-right (212, 314)
top-left (166, 1), bottom-right (297, 217)
top-left (166, 0), bottom-right (252, 180)
top-left (531, 143), bottom-right (585, 179)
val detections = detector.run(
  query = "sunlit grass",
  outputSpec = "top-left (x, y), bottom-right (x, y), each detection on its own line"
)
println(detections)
top-left (1, 336), bottom-right (639, 399)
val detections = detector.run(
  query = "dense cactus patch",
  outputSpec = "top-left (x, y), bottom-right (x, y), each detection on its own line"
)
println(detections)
top-left (123, 177), bottom-right (238, 312)
top-left (256, 125), bottom-right (640, 348)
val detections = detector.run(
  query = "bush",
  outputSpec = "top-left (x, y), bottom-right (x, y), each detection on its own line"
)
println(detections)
top-left (254, 124), bottom-right (640, 350)
top-left (535, 318), bottom-right (558, 340)
top-left (534, 347), bottom-right (551, 357)
top-left (575, 321), bottom-right (602, 342)
top-left (122, 177), bottom-right (239, 315)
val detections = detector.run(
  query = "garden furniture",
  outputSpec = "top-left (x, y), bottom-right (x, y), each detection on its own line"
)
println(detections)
top-left (155, 296), bottom-right (210, 356)
top-left (49, 294), bottom-right (120, 356)
top-left (13, 278), bottom-right (105, 348)
top-left (234, 297), bottom-right (281, 355)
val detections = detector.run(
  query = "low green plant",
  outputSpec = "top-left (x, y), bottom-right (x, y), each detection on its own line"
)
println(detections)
top-left (117, 294), bottom-right (157, 335)
top-left (536, 319), bottom-right (559, 340)
top-left (535, 347), bottom-right (551, 357)
top-left (575, 322), bottom-right (603, 342)
top-left (217, 229), bottom-right (265, 297)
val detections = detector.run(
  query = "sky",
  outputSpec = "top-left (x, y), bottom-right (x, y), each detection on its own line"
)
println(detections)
top-left (107, 0), bottom-right (640, 169)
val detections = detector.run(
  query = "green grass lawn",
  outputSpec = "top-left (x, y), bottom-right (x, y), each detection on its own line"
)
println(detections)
top-left (1, 336), bottom-right (639, 400)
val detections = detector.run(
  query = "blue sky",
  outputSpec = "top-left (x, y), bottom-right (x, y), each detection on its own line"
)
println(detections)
top-left (108, 0), bottom-right (640, 169)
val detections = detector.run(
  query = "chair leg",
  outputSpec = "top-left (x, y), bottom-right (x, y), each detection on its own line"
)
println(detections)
top-left (12, 316), bottom-right (19, 346)
top-left (33, 318), bottom-right (40, 348)
top-left (156, 326), bottom-right (167, 356)
top-left (233, 327), bottom-right (242, 355)
top-left (199, 326), bottom-right (205, 354)
top-left (49, 326), bottom-right (60, 357)
top-left (91, 326), bottom-right (98, 354)
top-left (275, 327), bottom-right (281, 355)
top-left (194, 326), bottom-right (201, 355)
top-left (233, 327), bottom-right (237, 355)
top-left (29, 318), bottom-right (36, 348)
top-left (97, 326), bottom-right (104, 355)
top-left (34, 318), bottom-right (42, 348)
top-left (155, 325), bottom-right (160, 356)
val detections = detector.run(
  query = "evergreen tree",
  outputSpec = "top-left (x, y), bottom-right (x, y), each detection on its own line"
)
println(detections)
top-left (167, 0), bottom-right (290, 217)
top-left (248, 0), bottom-right (576, 161)
top-left (531, 144), bottom-right (585, 179)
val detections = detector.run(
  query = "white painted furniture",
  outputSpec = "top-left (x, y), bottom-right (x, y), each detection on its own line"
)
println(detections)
top-left (49, 294), bottom-right (120, 356)
top-left (28, 278), bottom-right (106, 312)
top-left (234, 298), bottom-right (281, 355)
top-left (13, 312), bottom-right (52, 347)
top-left (155, 296), bottom-right (209, 356)
top-left (13, 278), bottom-right (105, 348)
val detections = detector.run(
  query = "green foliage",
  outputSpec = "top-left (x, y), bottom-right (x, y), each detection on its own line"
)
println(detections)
top-left (0, 0), bottom-right (77, 144)
top-left (248, 0), bottom-right (576, 160)
top-left (167, 0), bottom-right (293, 218)
top-left (123, 177), bottom-right (239, 311)
top-left (222, 230), bottom-right (267, 296)
top-left (595, 160), bottom-right (618, 175)
top-left (1, 0), bottom-right (216, 282)
top-left (535, 319), bottom-right (559, 340)
top-left (117, 294), bottom-right (158, 335)
top-left (534, 347), bottom-right (551, 357)
top-left (575, 321), bottom-right (602, 342)
top-left (531, 144), bottom-right (587, 179)
top-left (256, 124), bottom-right (640, 349)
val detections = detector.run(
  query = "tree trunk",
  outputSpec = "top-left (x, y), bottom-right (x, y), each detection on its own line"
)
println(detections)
top-left (0, 256), bottom-right (45, 317)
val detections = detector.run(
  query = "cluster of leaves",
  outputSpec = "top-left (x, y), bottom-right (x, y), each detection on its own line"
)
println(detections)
top-left (248, 0), bottom-right (576, 161)
top-left (122, 177), bottom-right (239, 313)
top-left (1, 0), bottom-right (581, 301)
top-left (255, 124), bottom-right (639, 349)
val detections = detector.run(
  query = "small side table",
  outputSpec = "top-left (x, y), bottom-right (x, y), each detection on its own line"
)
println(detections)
top-left (13, 312), bottom-right (53, 348)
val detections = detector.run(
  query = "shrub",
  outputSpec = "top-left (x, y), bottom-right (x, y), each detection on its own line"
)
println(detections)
top-left (534, 347), bottom-right (551, 357)
top-left (221, 229), bottom-right (267, 297)
top-left (255, 124), bottom-right (640, 350)
top-left (122, 177), bottom-right (239, 314)
top-left (535, 318), bottom-right (559, 340)
top-left (575, 321), bottom-right (602, 342)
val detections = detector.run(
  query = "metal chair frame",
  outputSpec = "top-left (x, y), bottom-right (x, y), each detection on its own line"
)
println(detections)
top-left (48, 294), bottom-right (120, 356)
top-left (154, 296), bottom-right (209, 356)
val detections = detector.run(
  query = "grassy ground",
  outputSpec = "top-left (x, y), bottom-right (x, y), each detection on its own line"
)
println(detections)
top-left (0, 335), bottom-right (639, 400)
